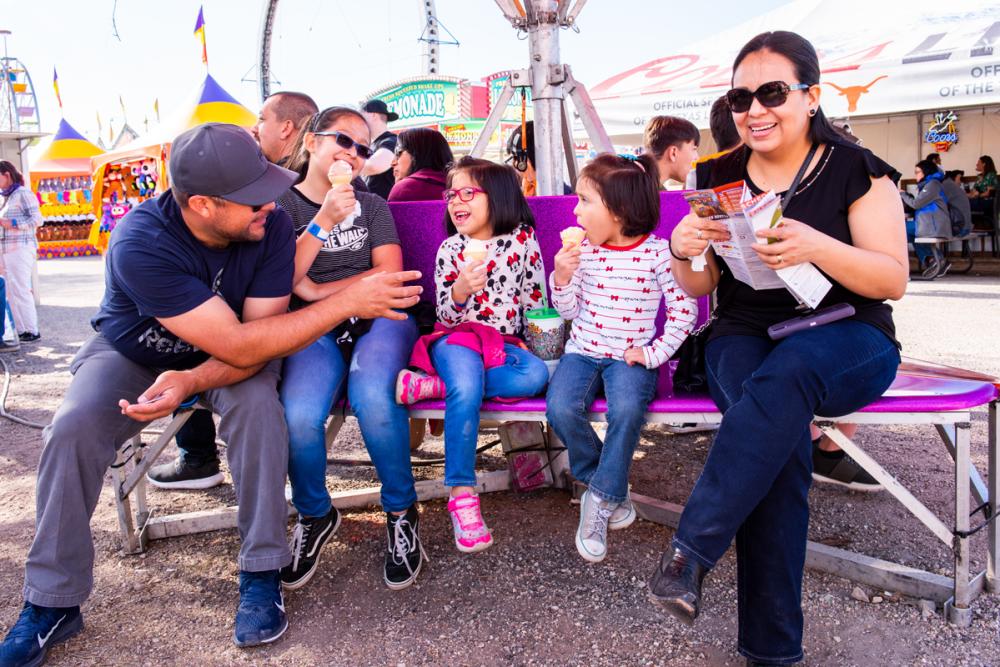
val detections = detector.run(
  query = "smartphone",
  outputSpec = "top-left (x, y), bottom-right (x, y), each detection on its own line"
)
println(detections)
top-left (767, 303), bottom-right (855, 341)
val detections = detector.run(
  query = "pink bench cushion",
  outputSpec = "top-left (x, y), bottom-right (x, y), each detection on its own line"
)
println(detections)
top-left (409, 373), bottom-right (997, 414)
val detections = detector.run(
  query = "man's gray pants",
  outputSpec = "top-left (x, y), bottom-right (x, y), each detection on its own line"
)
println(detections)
top-left (23, 334), bottom-right (292, 607)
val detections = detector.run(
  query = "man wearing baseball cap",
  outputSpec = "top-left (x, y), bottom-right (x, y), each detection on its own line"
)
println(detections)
top-left (359, 99), bottom-right (399, 199)
top-left (0, 123), bottom-right (422, 666)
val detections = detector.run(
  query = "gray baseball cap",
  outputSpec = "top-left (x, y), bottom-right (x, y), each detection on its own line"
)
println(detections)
top-left (169, 122), bottom-right (297, 206)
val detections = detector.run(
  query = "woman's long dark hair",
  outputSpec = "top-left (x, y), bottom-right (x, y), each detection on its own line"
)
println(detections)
top-left (285, 106), bottom-right (369, 182)
top-left (444, 156), bottom-right (535, 236)
top-left (980, 155), bottom-right (997, 176)
top-left (397, 128), bottom-right (454, 177)
top-left (732, 31), bottom-right (845, 146)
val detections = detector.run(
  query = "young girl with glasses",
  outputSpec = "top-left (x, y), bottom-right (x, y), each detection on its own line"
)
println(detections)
top-left (395, 156), bottom-right (549, 553)
top-left (278, 106), bottom-right (426, 593)
top-left (546, 153), bottom-right (698, 564)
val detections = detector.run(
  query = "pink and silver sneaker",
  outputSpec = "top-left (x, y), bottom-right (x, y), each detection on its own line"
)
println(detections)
top-left (395, 370), bottom-right (446, 405)
top-left (447, 493), bottom-right (493, 553)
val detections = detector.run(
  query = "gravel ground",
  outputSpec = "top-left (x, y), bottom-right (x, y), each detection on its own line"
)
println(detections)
top-left (0, 256), bottom-right (998, 666)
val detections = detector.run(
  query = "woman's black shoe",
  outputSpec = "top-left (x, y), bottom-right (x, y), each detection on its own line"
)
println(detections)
top-left (647, 548), bottom-right (707, 625)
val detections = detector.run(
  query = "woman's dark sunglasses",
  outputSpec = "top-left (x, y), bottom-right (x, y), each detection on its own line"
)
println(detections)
top-left (312, 131), bottom-right (374, 159)
top-left (725, 81), bottom-right (812, 113)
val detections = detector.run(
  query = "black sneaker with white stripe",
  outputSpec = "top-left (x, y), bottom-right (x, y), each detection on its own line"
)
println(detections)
top-left (384, 505), bottom-right (426, 590)
top-left (279, 506), bottom-right (341, 590)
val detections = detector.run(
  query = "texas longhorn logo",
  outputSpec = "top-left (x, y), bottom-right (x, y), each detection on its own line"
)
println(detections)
top-left (924, 110), bottom-right (959, 153)
top-left (824, 75), bottom-right (887, 113)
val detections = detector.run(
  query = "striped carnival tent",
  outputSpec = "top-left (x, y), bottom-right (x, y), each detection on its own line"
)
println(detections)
top-left (29, 118), bottom-right (103, 184)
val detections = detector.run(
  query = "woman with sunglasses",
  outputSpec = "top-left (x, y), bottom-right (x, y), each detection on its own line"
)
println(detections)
top-left (278, 106), bottom-right (425, 593)
top-left (387, 127), bottom-right (454, 202)
top-left (647, 31), bottom-right (906, 665)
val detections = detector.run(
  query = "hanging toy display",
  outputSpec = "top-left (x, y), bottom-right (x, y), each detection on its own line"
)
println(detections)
top-left (34, 175), bottom-right (100, 260)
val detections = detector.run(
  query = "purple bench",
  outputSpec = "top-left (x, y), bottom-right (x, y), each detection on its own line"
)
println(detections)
top-left (113, 193), bottom-right (997, 627)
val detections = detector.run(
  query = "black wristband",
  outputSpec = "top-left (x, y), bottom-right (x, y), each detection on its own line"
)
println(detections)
top-left (668, 241), bottom-right (691, 262)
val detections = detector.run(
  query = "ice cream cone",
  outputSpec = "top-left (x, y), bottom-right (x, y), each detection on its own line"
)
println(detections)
top-left (328, 160), bottom-right (353, 187)
top-left (560, 226), bottom-right (586, 249)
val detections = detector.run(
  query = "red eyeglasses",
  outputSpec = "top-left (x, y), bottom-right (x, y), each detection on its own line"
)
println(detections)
top-left (442, 187), bottom-right (486, 203)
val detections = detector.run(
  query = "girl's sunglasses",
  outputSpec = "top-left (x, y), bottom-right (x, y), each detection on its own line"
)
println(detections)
top-left (312, 131), bottom-right (374, 159)
top-left (442, 187), bottom-right (486, 203)
top-left (725, 81), bottom-right (812, 113)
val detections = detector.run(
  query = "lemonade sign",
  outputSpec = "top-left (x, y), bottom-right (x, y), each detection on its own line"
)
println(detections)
top-left (378, 80), bottom-right (460, 127)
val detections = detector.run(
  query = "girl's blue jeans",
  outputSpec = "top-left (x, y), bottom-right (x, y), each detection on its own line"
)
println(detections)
top-left (545, 353), bottom-right (658, 504)
top-left (280, 316), bottom-right (419, 516)
top-left (429, 335), bottom-right (549, 487)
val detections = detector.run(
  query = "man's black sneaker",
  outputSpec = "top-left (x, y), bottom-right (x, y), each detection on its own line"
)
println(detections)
top-left (234, 570), bottom-right (287, 648)
top-left (0, 340), bottom-right (19, 353)
top-left (0, 602), bottom-right (83, 667)
top-left (17, 333), bottom-right (39, 344)
top-left (384, 505), bottom-right (426, 590)
top-left (146, 455), bottom-right (224, 490)
top-left (811, 439), bottom-right (882, 492)
top-left (280, 507), bottom-right (341, 591)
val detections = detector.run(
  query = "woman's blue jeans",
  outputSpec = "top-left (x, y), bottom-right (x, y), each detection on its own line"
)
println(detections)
top-left (545, 353), bottom-right (658, 503)
top-left (672, 320), bottom-right (899, 665)
top-left (429, 336), bottom-right (549, 487)
top-left (280, 316), bottom-right (419, 516)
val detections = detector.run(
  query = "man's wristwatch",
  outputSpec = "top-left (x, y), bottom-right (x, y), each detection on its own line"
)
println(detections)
top-left (306, 220), bottom-right (330, 242)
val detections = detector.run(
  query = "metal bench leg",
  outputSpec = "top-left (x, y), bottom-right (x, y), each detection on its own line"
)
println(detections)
top-left (324, 412), bottom-right (346, 455)
top-left (989, 401), bottom-right (999, 594)
top-left (945, 421), bottom-right (973, 627)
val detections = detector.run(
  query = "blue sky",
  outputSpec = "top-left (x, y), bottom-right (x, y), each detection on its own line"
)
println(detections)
top-left (2, 0), bottom-right (789, 144)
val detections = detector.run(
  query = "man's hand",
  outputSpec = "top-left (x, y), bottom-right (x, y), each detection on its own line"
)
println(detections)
top-left (315, 184), bottom-right (357, 229)
top-left (335, 270), bottom-right (423, 321)
top-left (118, 370), bottom-right (196, 422)
top-left (553, 245), bottom-right (581, 287)
top-left (623, 347), bottom-right (646, 367)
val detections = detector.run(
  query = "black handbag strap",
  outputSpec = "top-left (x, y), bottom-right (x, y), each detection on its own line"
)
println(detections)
top-left (781, 142), bottom-right (819, 211)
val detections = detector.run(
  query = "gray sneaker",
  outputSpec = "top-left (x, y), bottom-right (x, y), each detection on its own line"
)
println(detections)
top-left (0, 340), bottom-right (20, 353)
top-left (576, 490), bottom-right (616, 562)
top-left (609, 492), bottom-right (636, 531)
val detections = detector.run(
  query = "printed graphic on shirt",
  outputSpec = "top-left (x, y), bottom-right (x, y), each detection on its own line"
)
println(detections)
top-left (320, 225), bottom-right (370, 253)
top-left (137, 266), bottom-right (223, 356)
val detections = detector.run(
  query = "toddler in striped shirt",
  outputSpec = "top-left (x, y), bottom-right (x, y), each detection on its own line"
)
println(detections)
top-left (546, 153), bottom-right (698, 563)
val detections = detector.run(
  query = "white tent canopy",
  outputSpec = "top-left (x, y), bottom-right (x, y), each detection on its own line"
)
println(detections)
top-left (584, 0), bottom-right (1000, 144)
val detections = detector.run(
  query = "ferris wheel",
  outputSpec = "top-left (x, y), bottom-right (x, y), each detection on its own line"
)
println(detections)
top-left (255, 0), bottom-right (447, 102)
top-left (0, 31), bottom-right (41, 134)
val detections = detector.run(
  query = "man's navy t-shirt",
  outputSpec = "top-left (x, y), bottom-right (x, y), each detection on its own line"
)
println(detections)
top-left (91, 190), bottom-right (295, 370)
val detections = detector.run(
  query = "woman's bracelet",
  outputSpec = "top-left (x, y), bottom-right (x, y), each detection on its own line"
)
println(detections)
top-left (668, 241), bottom-right (691, 262)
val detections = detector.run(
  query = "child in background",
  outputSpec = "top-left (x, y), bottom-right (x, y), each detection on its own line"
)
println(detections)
top-left (396, 157), bottom-right (549, 553)
top-left (546, 153), bottom-right (698, 563)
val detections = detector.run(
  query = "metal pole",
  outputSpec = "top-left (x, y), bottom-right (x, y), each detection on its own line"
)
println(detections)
top-left (527, 0), bottom-right (564, 196)
top-left (258, 0), bottom-right (279, 101)
top-left (423, 0), bottom-right (440, 75)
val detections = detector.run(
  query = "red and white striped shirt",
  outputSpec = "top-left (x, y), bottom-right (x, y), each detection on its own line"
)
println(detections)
top-left (550, 234), bottom-right (698, 369)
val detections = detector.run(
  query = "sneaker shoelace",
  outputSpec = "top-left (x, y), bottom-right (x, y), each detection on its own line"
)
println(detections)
top-left (288, 521), bottom-right (312, 572)
top-left (452, 498), bottom-right (488, 538)
top-left (389, 516), bottom-right (428, 575)
top-left (586, 501), bottom-right (614, 542)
